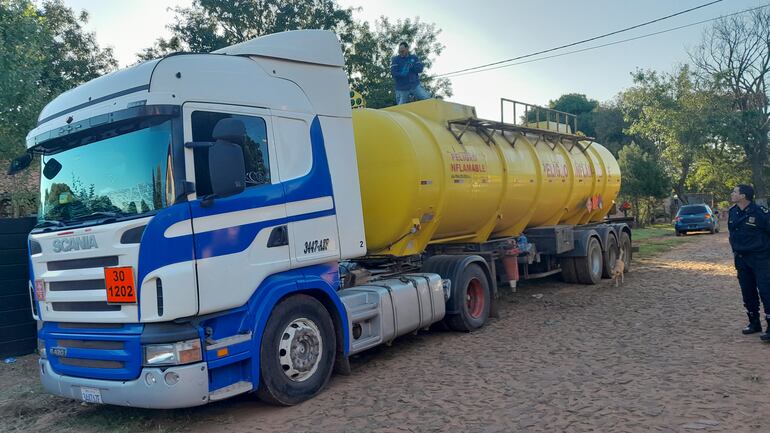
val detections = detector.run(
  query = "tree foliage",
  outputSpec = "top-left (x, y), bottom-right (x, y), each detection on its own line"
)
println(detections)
top-left (691, 7), bottom-right (770, 196)
top-left (620, 66), bottom-right (728, 203)
top-left (137, 0), bottom-right (450, 108)
top-left (0, 0), bottom-right (117, 159)
top-left (618, 143), bottom-right (670, 226)
top-left (547, 93), bottom-right (598, 137)
top-left (618, 143), bottom-right (670, 199)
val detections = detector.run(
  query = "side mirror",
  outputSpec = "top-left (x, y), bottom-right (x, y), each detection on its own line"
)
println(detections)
top-left (206, 119), bottom-right (246, 205)
top-left (7, 153), bottom-right (32, 175)
top-left (207, 141), bottom-right (246, 202)
top-left (43, 158), bottom-right (62, 180)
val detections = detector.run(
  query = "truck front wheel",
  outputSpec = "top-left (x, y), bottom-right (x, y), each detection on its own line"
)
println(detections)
top-left (257, 294), bottom-right (336, 406)
top-left (446, 263), bottom-right (491, 332)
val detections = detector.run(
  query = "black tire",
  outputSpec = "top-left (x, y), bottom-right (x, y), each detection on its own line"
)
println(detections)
top-left (257, 295), bottom-right (336, 406)
top-left (619, 231), bottom-right (632, 273)
top-left (445, 263), bottom-right (491, 332)
top-left (675, 230), bottom-right (682, 237)
top-left (560, 257), bottom-right (579, 283)
top-left (709, 226), bottom-right (716, 234)
top-left (575, 237), bottom-right (603, 285)
top-left (715, 227), bottom-right (720, 233)
top-left (601, 235), bottom-right (619, 279)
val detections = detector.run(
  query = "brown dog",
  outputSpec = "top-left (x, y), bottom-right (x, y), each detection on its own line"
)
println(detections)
top-left (612, 259), bottom-right (625, 287)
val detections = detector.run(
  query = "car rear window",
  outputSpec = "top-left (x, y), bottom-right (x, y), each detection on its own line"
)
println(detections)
top-left (679, 205), bottom-right (708, 215)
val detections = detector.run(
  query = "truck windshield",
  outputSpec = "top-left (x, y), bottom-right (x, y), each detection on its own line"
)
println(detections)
top-left (39, 119), bottom-right (174, 224)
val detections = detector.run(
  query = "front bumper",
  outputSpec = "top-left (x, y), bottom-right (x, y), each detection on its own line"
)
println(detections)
top-left (39, 359), bottom-right (210, 409)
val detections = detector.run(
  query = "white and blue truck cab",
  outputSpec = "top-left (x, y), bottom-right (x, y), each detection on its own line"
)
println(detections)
top-left (15, 30), bottom-right (453, 408)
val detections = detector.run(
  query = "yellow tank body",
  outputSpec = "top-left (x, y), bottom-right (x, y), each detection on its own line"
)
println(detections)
top-left (352, 99), bottom-right (621, 257)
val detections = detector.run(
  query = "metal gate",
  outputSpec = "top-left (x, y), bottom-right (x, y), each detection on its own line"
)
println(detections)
top-left (0, 217), bottom-right (36, 358)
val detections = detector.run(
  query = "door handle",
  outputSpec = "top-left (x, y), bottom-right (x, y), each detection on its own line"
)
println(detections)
top-left (267, 225), bottom-right (288, 248)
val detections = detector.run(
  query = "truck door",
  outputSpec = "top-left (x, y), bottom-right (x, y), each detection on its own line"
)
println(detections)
top-left (182, 103), bottom-right (290, 315)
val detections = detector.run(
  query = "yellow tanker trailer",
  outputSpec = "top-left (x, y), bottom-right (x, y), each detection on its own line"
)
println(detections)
top-left (346, 98), bottom-right (632, 330)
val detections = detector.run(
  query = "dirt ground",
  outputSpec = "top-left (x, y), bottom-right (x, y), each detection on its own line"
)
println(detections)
top-left (3, 231), bottom-right (770, 433)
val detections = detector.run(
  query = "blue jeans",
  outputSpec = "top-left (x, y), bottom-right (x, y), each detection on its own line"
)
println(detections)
top-left (395, 84), bottom-right (430, 105)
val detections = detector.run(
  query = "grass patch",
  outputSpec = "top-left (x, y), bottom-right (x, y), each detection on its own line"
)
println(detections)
top-left (632, 224), bottom-right (675, 241)
top-left (632, 223), bottom-right (701, 260)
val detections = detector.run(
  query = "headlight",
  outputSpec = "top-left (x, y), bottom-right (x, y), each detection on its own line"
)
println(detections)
top-left (38, 338), bottom-right (47, 359)
top-left (143, 339), bottom-right (202, 366)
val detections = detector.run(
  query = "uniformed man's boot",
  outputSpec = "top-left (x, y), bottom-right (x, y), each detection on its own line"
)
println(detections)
top-left (743, 312), bottom-right (762, 334)
top-left (761, 317), bottom-right (770, 342)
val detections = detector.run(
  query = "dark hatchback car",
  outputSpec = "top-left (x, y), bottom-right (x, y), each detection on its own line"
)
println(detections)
top-left (674, 204), bottom-right (720, 236)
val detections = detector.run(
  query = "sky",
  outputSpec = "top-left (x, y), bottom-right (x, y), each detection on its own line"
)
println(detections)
top-left (63, 0), bottom-right (766, 119)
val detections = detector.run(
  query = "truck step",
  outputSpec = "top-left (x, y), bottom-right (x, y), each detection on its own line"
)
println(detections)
top-left (206, 332), bottom-right (252, 351)
top-left (209, 381), bottom-right (253, 401)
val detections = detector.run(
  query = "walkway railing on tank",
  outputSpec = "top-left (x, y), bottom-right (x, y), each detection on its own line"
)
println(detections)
top-left (500, 98), bottom-right (577, 134)
top-left (446, 98), bottom-right (594, 152)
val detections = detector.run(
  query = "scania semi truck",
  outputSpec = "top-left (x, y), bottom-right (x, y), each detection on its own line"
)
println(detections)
top-left (9, 30), bottom-right (631, 408)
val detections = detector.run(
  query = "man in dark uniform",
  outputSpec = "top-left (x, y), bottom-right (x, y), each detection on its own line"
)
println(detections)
top-left (728, 184), bottom-right (770, 340)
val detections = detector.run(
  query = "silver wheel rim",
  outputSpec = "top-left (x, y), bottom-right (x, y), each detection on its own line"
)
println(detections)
top-left (279, 318), bottom-right (322, 382)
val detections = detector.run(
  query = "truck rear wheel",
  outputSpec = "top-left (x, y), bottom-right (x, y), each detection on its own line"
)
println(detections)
top-left (601, 235), bottom-right (619, 279)
top-left (445, 263), bottom-right (491, 332)
top-left (619, 231), bottom-right (632, 273)
top-left (257, 295), bottom-right (336, 406)
top-left (575, 237), bottom-right (603, 284)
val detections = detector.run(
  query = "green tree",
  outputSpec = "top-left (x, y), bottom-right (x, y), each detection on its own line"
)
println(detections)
top-left (618, 143), bottom-right (670, 226)
top-left (0, 0), bottom-right (117, 159)
top-left (548, 93), bottom-right (598, 137)
top-left (137, 0), bottom-right (450, 108)
top-left (620, 66), bottom-right (726, 203)
top-left (691, 7), bottom-right (770, 197)
top-left (138, 0), bottom-right (357, 58)
top-left (592, 100), bottom-right (633, 156)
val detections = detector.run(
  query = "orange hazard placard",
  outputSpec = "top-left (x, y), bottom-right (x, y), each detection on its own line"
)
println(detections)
top-left (104, 266), bottom-right (137, 304)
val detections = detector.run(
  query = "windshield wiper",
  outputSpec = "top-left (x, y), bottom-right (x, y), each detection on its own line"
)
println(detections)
top-left (67, 211), bottom-right (126, 223)
top-left (35, 220), bottom-right (65, 229)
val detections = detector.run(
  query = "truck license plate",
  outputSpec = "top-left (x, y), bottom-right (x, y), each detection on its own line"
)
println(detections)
top-left (80, 387), bottom-right (103, 404)
top-left (104, 266), bottom-right (137, 304)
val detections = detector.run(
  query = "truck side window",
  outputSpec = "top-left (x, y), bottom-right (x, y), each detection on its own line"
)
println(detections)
top-left (191, 111), bottom-right (270, 196)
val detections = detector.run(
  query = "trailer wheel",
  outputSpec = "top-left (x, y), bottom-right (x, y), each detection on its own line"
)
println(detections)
top-left (575, 237), bottom-right (603, 284)
top-left (257, 295), bottom-right (336, 406)
top-left (560, 257), bottom-right (579, 284)
top-left (601, 235), bottom-right (619, 279)
top-left (619, 231), bottom-right (632, 273)
top-left (446, 263), bottom-right (491, 332)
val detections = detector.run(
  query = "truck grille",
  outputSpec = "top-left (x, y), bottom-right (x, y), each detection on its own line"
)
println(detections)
top-left (47, 256), bottom-right (119, 271)
top-left (49, 279), bottom-right (106, 292)
top-left (51, 302), bottom-right (121, 312)
top-left (43, 322), bottom-right (144, 381)
top-left (57, 339), bottom-right (124, 350)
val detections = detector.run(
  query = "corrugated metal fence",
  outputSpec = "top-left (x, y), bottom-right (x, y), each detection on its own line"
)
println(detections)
top-left (0, 217), bottom-right (36, 358)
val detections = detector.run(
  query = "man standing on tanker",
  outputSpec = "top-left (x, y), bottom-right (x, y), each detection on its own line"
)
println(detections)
top-left (391, 42), bottom-right (431, 105)
top-left (728, 184), bottom-right (770, 340)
